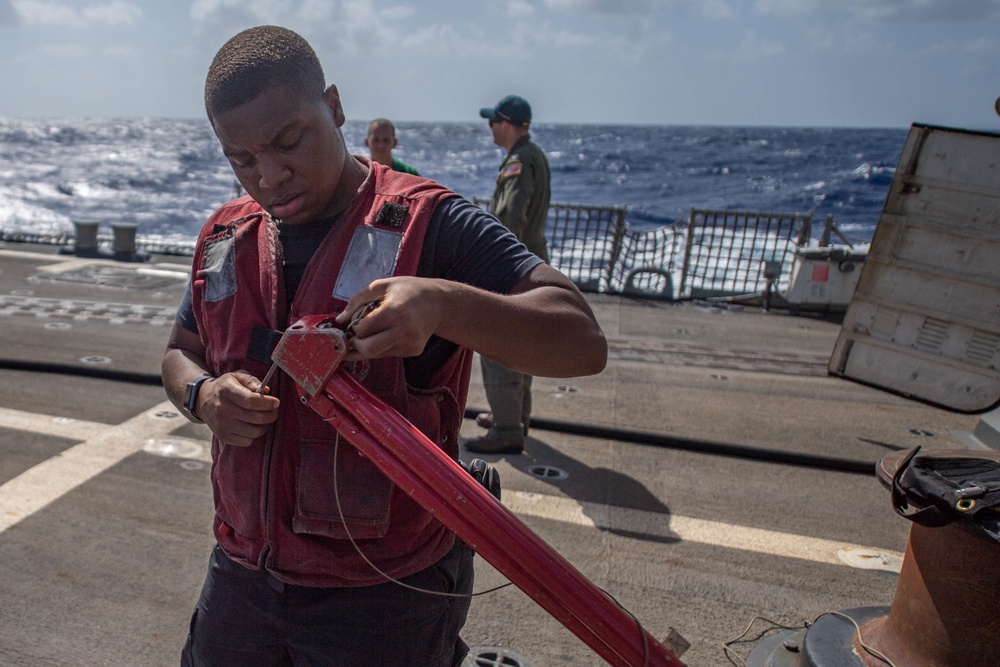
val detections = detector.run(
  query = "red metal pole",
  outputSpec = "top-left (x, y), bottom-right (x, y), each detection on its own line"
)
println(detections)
top-left (272, 316), bottom-right (684, 667)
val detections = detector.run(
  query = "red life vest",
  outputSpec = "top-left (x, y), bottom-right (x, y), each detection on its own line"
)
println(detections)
top-left (190, 160), bottom-right (471, 586)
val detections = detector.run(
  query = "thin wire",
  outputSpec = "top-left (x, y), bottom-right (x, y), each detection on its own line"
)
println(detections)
top-left (600, 586), bottom-right (651, 667)
top-left (332, 431), bottom-right (513, 598)
top-left (333, 427), bottom-right (664, 665)
top-left (722, 615), bottom-right (805, 666)
top-left (819, 611), bottom-right (897, 667)
top-left (721, 612), bottom-right (898, 667)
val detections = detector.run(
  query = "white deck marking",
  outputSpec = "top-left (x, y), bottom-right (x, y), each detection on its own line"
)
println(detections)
top-left (504, 491), bottom-right (904, 571)
top-left (0, 402), bottom-right (183, 534)
top-left (0, 407), bottom-right (110, 441)
top-left (0, 405), bottom-right (903, 571)
top-left (0, 295), bottom-right (176, 325)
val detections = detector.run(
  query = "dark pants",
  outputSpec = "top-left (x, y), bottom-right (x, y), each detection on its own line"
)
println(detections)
top-left (181, 541), bottom-right (474, 667)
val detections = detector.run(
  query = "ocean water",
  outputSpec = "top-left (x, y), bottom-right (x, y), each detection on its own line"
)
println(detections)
top-left (0, 117), bottom-right (906, 246)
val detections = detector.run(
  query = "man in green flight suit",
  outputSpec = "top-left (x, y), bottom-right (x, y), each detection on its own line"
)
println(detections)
top-left (467, 94), bottom-right (551, 454)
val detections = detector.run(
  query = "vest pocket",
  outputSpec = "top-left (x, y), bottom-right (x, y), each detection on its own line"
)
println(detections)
top-left (212, 440), bottom-right (264, 539)
top-left (406, 385), bottom-right (461, 462)
top-left (293, 438), bottom-right (393, 539)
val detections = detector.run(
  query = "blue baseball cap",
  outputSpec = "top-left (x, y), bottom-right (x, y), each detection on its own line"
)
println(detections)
top-left (479, 95), bottom-right (532, 127)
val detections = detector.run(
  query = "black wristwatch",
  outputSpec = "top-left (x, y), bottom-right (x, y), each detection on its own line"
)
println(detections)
top-left (185, 375), bottom-right (213, 422)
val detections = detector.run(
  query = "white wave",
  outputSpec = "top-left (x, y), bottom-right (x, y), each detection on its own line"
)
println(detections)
top-left (20, 182), bottom-right (72, 200)
top-left (58, 181), bottom-right (121, 200)
top-left (0, 193), bottom-right (71, 233)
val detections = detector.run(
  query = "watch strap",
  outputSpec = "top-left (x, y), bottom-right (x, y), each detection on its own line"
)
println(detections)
top-left (186, 375), bottom-right (213, 421)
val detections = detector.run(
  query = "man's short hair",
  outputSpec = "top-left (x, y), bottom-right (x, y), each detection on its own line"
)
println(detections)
top-left (367, 118), bottom-right (396, 137)
top-left (205, 25), bottom-right (325, 119)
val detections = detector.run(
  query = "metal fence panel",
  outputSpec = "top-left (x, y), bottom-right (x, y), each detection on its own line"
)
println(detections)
top-left (4, 200), bottom-right (818, 304)
top-left (610, 226), bottom-right (680, 299)
top-left (678, 208), bottom-right (813, 299)
top-left (471, 198), bottom-right (814, 301)
top-left (472, 197), bottom-right (628, 293)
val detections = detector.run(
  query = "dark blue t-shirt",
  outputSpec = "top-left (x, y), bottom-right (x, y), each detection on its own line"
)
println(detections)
top-left (176, 196), bottom-right (542, 387)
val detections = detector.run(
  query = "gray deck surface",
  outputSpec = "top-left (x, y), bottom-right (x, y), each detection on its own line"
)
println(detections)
top-left (0, 243), bottom-right (985, 666)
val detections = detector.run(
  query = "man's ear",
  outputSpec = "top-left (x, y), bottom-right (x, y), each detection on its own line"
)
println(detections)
top-left (323, 85), bottom-right (346, 127)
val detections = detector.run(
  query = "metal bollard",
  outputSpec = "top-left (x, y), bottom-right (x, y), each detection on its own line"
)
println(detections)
top-left (857, 448), bottom-right (1000, 666)
top-left (71, 220), bottom-right (100, 257)
top-left (747, 447), bottom-right (1000, 667)
top-left (111, 222), bottom-right (139, 261)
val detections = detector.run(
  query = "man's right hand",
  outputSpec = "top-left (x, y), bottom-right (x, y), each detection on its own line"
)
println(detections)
top-left (198, 370), bottom-right (280, 447)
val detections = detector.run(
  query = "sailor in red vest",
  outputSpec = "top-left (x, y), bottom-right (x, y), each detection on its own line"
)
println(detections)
top-left (161, 25), bottom-right (607, 667)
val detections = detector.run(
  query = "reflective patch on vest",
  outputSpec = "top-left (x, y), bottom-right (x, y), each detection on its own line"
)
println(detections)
top-left (375, 201), bottom-right (408, 228)
top-left (203, 232), bottom-right (237, 302)
top-left (333, 227), bottom-right (403, 301)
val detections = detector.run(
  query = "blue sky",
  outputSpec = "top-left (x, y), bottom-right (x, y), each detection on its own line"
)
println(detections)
top-left (0, 0), bottom-right (997, 129)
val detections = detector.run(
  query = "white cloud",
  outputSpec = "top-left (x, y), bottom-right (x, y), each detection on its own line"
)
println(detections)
top-left (185, 0), bottom-right (666, 67)
top-left (189, 0), bottom-right (407, 55)
top-left (515, 16), bottom-right (667, 61)
top-left (521, 21), bottom-right (597, 48)
top-left (735, 30), bottom-right (786, 60)
top-left (394, 10), bottom-right (655, 65)
top-left (544, 0), bottom-right (658, 16)
top-left (188, 0), bottom-right (401, 25)
top-left (868, 0), bottom-right (1000, 20)
top-left (13, 0), bottom-right (75, 26)
top-left (964, 35), bottom-right (999, 51)
top-left (189, 0), bottom-right (295, 25)
top-left (0, 0), bottom-right (19, 22)
top-left (40, 42), bottom-right (90, 57)
top-left (752, 0), bottom-right (817, 15)
top-left (701, 0), bottom-right (737, 19)
top-left (543, 0), bottom-right (734, 19)
top-left (297, 0), bottom-right (335, 23)
top-left (754, 0), bottom-right (1000, 20)
top-left (917, 35), bottom-right (1000, 56)
top-left (102, 43), bottom-right (138, 57)
top-left (806, 25), bottom-right (880, 54)
top-left (13, 0), bottom-right (142, 27)
top-left (398, 22), bottom-right (498, 59)
top-left (507, 0), bottom-right (535, 19)
top-left (81, 0), bottom-right (139, 24)
top-left (28, 37), bottom-right (136, 61)
top-left (380, 4), bottom-right (415, 20)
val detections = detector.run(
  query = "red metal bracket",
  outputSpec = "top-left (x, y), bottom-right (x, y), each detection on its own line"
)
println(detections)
top-left (272, 315), bottom-right (685, 667)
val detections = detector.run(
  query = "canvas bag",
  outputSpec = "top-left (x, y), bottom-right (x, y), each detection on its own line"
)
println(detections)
top-left (891, 446), bottom-right (1000, 542)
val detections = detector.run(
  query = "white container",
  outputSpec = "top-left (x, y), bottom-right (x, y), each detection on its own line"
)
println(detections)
top-left (782, 245), bottom-right (867, 311)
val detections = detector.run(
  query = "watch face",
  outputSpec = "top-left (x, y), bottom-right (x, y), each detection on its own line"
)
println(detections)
top-left (187, 376), bottom-right (210, 415)
top-left (186, 381), bottom-right (198, 411)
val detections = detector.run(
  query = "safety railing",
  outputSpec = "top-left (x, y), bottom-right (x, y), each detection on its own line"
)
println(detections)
top-left (678, 207), bottom-right (813, 299)
top-left (472, 197), bottom-right (630, 294)
top-left (473, 199), bottom-right (819, 301)
top-left (0, 228), bottom-right (197, 257)
top-left (3, 203), bottom-right (828, 302)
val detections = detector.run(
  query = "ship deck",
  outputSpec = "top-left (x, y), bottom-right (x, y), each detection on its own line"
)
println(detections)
top-left (0, 242), bottom-right (985, 666)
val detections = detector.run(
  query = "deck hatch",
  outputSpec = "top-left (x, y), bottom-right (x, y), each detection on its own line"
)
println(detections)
top-left (830, 124), bottom-right (1000, 413)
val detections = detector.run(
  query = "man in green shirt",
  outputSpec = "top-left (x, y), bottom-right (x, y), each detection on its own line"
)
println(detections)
top-left (365, 117), bottom-right (419, 175)
top-left (467, 95), bottom-right (551, 454)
